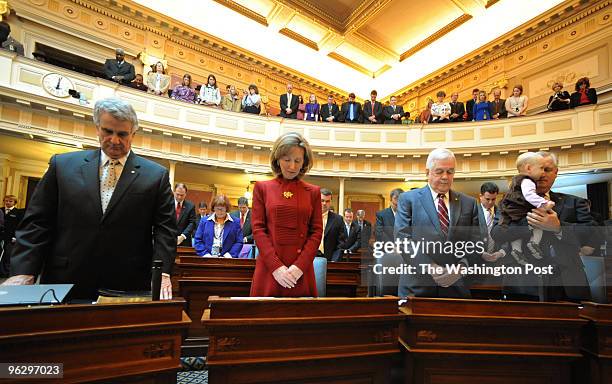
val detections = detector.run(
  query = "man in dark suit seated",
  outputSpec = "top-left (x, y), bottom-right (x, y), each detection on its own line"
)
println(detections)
top-left (230, 196), bottom-right (253, 244)
top-left (492, 151), bottom-right (594, 302)
top-left (465, 88), bottom-right (479, 121)
top-left (104, 48), bottom-right (135, 85)
top-left (1, 195), bottom-right (25, 277)
top-left (383, 96), bottom-right (404, 124)
top-left (489, 89), bottom-right (507, 119)
top-left (279, 83), bottom-right (299, 119)
top-left (395, 148), bottom-right (480, 298)
top-left (448, 92), bottom-right (465, 122)
top-left (3, 98), bottom-right (176, 300)
top-left (318, 188), bottom-right (346, 262)
top-left (363, 90), bottom-right (383, 124)
top-left (320, 95), bottom-right (339, 123)
top-left (356, 209), bottom-right (372, 250)
top-left (376, 188), bottom-right (404, 244)
top-left (174, 183), bottom-right (196, 247)
top-left (339, 93), bottom-right (362, 123)
top-left (340, 208), bottom-right (361, 257)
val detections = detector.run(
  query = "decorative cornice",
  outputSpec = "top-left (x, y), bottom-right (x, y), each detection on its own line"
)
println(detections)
top-left (212, 0), bottom-right (269, 27)
top-left (328, 52), bottom-right (372, 77)
top-left (400, 14), bottom-right (473, 62)
top-left (279, 28), bottom-right (319, 51)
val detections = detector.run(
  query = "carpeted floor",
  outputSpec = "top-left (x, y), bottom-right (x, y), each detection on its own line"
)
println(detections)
top-left (177, 370), bottom-right (208, 384)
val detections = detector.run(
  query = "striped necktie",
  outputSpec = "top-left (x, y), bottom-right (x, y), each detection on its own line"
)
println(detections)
top-left (437, 194), bottom-right (449, 237)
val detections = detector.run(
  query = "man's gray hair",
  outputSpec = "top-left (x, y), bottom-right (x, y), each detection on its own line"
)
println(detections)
top-left (93, 98), bottom-right (139, 132)
top-left (536, 151), bottom-right (558, 167)
top-left (237, 196), bottom-right (249, 206)
top-left (426, 148), bottom-right (455, 169)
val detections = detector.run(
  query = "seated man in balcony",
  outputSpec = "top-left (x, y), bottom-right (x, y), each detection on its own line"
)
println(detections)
top-left (320, 95), bottom-right (339, 123)
top-left (103, 48), bottom-right (135, 85)
top-left (339, 93), bottom-right (362, 124)
top-left (383, 96), bottom-right (404, 124)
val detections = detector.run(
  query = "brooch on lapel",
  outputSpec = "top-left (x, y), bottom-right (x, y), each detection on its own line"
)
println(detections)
top-left (283, 191), bottom-right (293, 199)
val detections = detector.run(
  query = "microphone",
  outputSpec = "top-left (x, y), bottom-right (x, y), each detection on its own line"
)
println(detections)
top-left (151, 260), bottom-right (163, 301)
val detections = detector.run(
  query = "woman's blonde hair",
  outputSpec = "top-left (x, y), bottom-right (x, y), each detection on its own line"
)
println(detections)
top-left (270, 132), bottom-right (314, 179)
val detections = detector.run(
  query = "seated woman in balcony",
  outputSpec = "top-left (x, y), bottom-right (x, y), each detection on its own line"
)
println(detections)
top-left (430, 91), bottom-right (451, 123)
top-left (296, 95), bottom-right (305, 120)
top-left (419, 99), bottom-right (433, 124)
top-left (473, 91), bottom-right (492, 121)
top-left (194, 194), bottom-right (243, 258)
top-left (146, 61), bottom-right (170, 97)
top-left (547, 82), bottom-right (571, 112)
top-left (171, 74), bottom-right (196, 103)
top-left (304, 94), bottom-right (320, 121)
top-left (505, 84), bottom-right (528, 118)
top-left (242, 84), bottom-right (261, 114)
top-left (200, 74), bottom-right (221, 107)
top-left (221, 84), bottom-right (242, 112)
top-left (570, 77), bottom-right (597, 108)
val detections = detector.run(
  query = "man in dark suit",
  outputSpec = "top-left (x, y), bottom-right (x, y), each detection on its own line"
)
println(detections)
top-left (340, 208), bottom-right (361, 254)
top-left (465, 88), bottom-right (479, 121)
top-left (230, 196), bottom-right (253, 244)
top-left (339, 93), bottom-right (362, 123)
top-left (103, 48), bottom-right (135, 85)
top-left (195, 201), bottom-right (209, 226)
top-left (3, 98), bottom-right (176, 300)
top-left (363, 90), bottom-right (383, 124)
top-left (448, 92), bottom-right (466, 122)
top-left (376, 188), bottom-right (404, 244)
top-left (318, 188), bottom-right (346, 262)
top-left (174, 183), bottom-right (196, 247)
top-left (1, 195), bottom-right (25, 277)
top-left (395, 148), bottom-right (480, 298)
top-left (489, 89), bottom-right (507, 119)
top-left (279, 83), bottom-right (299, 119)
top-left (320, 95), bottom-right (339, 123)
top-left (356, 209), bottom-right (372, 250)
top-left (383, 96), bottom-right (404, 124)
top-left (492, 151), bottom-right (593, 302)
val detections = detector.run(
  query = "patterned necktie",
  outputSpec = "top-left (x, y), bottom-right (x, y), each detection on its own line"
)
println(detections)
top-left (486, 207), bottom-right (495, 252)
top-left (100, 159), bottom-right (119, 214)
top-left (437, 194), bottom-right (449, 237)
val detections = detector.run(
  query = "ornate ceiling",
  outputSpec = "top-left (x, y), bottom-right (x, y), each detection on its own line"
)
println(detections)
top-left (131, 0), bottom-right (566, 98)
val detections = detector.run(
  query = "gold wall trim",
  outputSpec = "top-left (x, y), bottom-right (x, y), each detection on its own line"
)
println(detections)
top-left (400, 14), bottom-right (473, 62)
top-left (485, 0), bottom-right (501, 9)
top-left (279, 28), bottom-right (319, 51)
top-left (212, 0), bottom-right (269, 27)
top-left (327, 52), bottom-right (372, 77)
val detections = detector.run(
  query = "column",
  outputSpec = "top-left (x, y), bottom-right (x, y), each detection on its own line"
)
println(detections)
top-left (338, 177), bottom-right (345, 213)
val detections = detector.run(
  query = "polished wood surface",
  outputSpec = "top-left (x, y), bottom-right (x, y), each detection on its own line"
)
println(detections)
top-left (0, 300), bottom-right (191, 383)
top-left (580, 302), bottom-right (612, 384)
top-left (400, 297), bottom-right (587, 384)
top-left (174, 247), bottom-right (362, 356)
top-left (203, 296), bottom-right (404, 384)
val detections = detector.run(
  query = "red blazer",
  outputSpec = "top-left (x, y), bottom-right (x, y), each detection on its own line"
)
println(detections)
top-left (250, 176), bottom-right (323, 297)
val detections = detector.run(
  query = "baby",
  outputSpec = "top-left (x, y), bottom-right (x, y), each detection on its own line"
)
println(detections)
top-left (499, 152), bottom-right (555, 265)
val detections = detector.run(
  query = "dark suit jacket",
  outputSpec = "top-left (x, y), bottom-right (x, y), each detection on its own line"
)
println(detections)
top-left (2, 207), bottom-right (24, 241)
top-left (339, 102), bottom-right (363, 123)
top-left (383, 105), bottom-right (404, 124)
top-left (449, 101), bottom-right (465, 122)
top-left (362, 101), bottom-right (383, 124)
top-left (465, 99), bottom-right (477, 121)
top-left (103, 59), bottom-right (135, 84)
top-left (357, 219), bottom-right (372, 249)
top-left (320, 103), bottom-right (339, 122)
top-left (322, 211), bottom-right (346, 261)
top-left (570, 88), bottom-right (597, 108)
top-left (193, 216), bottom-right (243, 258)
top-left (340, 221), bottom-right (361, 253)
top-left (375, 207), bottom-right (396, 243)
top-left (176, 200), bottom-right (196, 246)
top-left (394, 186), bottom-right (480, 298)
top-left (489, 99), bottom-right (508, 118)
top-left (491, 191), bottom-right (593, 301)
top-left (230, 209), bottom-right (253, 244)
top-left (279, 93), bottom-right (300, 118)
top-left (10, 150), bottom-right (176, 299)
top-left (476, 203), bottom-right (503, 252)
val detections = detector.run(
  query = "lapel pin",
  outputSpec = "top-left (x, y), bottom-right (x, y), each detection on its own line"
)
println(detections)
top-left (131, 170), bottom-right (135, 174)
top-left (283, 191), bottom-right (293, 199)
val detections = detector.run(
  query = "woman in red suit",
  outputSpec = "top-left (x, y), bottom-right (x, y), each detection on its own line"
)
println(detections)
top-left (250, 132), bottom-right (323, 297)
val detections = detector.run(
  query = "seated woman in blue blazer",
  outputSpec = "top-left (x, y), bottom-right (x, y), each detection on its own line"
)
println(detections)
top-left (194, 194), bottom-right (243, 258)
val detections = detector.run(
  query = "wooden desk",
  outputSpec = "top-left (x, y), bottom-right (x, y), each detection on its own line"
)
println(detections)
top-left (0, 300), bottom-right (190, 383)
top-left (174, 255), bottom-right (361, 356)
top-left (203, 296), bottom-right (404, 384)
top-left (400, 297), bottom-right (586, 384)
top-left (580, 302), bottom-right (612, 384)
